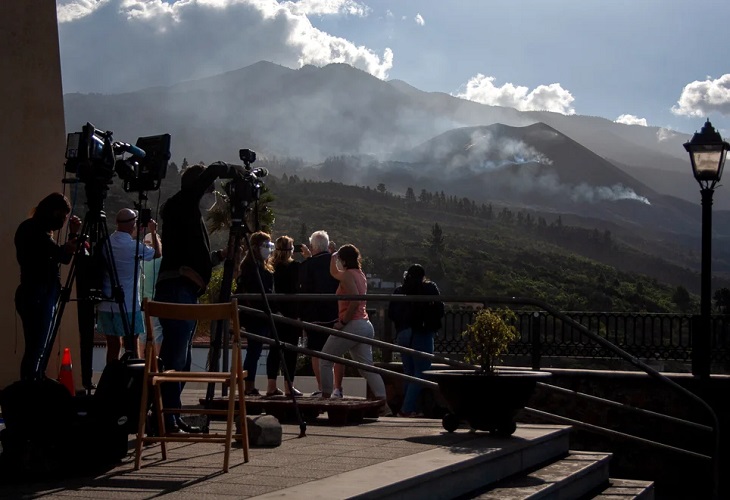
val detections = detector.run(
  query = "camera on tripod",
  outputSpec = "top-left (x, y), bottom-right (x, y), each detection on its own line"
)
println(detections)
top-left (221, 148), bottom-right (268, 213)
top-left (65, 122), bottom-right (171, 192)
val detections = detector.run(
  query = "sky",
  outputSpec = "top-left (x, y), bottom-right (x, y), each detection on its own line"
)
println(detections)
top-left (56, 0), bottom-right (730, 136)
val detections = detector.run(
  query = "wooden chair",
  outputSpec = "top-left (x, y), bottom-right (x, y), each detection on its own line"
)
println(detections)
top-left (134, 298), bottom-right (249, 472)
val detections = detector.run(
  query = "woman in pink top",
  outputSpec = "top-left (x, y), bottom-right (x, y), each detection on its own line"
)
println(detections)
top-left (319, 244), bottom-right (388, 408)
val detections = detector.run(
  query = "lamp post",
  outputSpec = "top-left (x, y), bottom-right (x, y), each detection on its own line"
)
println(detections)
top-left (684, 119), bottom-right (729, 378)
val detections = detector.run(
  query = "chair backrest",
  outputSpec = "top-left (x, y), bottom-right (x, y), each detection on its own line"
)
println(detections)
top-left (142, 298), bottom-right (240, 341)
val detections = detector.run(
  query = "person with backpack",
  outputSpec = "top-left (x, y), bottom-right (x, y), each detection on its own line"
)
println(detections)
top-left (388, 264), bottom-right (445, 417)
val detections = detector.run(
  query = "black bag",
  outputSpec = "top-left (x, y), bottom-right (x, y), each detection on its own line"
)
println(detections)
top-left (92, 356), bottom-right (147, 434)
top-left (0, 379), bottom-right (81, 480)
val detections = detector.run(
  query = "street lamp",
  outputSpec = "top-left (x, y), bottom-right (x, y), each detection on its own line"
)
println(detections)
top-left (684, 119), bottom-right (729, 377)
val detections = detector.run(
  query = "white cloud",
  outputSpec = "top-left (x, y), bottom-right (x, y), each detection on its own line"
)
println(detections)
top-left (57, 0), bottom-right (390, 93)
top-left (454, 74), bottom-right (575, 115)
top-left (57, 0), bottom-right (111, 23)
top-left (615, 114), bottom-right (647, 126)
top-left (672, 74), bottom-right (730, 117)
top-left (284, 0), bottom-right (370, 17)
top-left (415, 13), bottom-right (424, 26)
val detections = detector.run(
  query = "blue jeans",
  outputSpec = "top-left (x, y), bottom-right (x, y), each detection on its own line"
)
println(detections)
top-left (155, 278), bottom-right (199, 424)
top-left (15, 282), bottom-right (60, 380)
top-left (396, 328), bottom-right (435, 414)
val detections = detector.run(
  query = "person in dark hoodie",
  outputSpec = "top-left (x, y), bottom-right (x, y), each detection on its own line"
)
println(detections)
top-left (154, 162), bottom-right (234, 433)
top-left (388, 264), bottom-right (444, 417)
top-left (14, 192), bottom-right (80, 380)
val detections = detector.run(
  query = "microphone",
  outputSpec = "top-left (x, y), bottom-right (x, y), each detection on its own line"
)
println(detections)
top-left (113, 142), bottom-right (146, 158)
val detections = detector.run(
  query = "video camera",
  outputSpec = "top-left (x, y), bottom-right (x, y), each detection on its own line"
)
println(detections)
top-left (65, 122), bottom-right (171, 192)
top-left (221, 148), bottom-right (268, 214)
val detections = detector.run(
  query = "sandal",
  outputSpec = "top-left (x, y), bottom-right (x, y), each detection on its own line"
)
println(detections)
top-left (265, 388), bottom-right (284, 397)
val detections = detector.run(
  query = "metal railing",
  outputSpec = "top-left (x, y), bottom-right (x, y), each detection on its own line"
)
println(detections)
top-left (233, 292), bottom-right (722, 499)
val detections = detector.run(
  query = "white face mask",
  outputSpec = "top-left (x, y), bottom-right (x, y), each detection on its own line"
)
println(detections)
top-left (259, 242), bottom-right (273, 260)
top-left (199, 192), bottom-right (216, 212)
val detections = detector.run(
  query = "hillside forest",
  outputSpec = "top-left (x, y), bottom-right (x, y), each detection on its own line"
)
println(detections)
top-left (86, 157), bottom-right (730, 315)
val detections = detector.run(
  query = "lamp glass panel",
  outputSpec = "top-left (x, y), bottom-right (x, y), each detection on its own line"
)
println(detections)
top-left (692, 148), bottom-right (723, 180)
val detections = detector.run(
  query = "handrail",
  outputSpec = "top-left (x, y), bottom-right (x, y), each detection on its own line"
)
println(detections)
top-left (233, 292), bottom-right (721, 499)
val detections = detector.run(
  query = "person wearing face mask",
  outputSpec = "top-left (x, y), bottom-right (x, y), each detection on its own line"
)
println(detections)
top-left (154, 162), bottom-right (234, 433)
top-left (14, 192), bottom-right (81, 380)
top-left (96, 208), bottom-right (161, 364)
top-left (236, 231), bottom-right (281, 396)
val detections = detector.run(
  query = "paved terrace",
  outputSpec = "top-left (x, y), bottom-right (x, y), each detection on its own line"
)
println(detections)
top-left (0, 388), bottom-right (570, 499)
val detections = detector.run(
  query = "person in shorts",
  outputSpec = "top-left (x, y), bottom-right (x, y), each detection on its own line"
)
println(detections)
top-left (96, 208), bottom-right (161, 364)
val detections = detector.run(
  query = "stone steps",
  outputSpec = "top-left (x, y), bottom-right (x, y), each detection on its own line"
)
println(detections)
top-left (250, 422), bottom-right (654, 500)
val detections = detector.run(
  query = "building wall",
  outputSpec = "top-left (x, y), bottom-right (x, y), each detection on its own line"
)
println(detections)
top-left (0, 1), bottom-right (79, 388)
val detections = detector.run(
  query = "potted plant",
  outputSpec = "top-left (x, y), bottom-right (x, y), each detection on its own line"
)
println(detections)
top-left (424, 307), bottom-right (551, 435)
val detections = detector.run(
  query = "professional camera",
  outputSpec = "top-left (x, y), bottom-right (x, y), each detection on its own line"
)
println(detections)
top-left (65, 122), bottom-right (171, 192)
top-left (65, 123), bottom-right (116, 184)
top-left (221, 149), bottom-right (268, 214)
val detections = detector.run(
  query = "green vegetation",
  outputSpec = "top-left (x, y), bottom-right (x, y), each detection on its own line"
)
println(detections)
top-left (94, 164), bottom-right (721, 314)
top-left (463, 308), bottom-right (519, 373)
top-left (263, 176), bottom-right (708, 313)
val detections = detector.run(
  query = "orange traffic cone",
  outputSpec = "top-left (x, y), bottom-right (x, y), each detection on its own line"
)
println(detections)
top-left (58, 347), bottom-right (75, 395)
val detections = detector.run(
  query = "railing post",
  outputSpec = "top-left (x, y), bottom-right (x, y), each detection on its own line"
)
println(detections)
top-left (531, 311), bottom-right (542, 370)
top-left (379, 303), bottom-right (394, 363)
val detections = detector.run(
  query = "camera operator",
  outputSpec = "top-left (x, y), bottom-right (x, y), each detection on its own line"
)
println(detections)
top-left (154, 162), bottom-right (238, 434)
top-left (97, 208), bottom-right (161, 364)
top-left (14, 193), bottom-right (81, 380)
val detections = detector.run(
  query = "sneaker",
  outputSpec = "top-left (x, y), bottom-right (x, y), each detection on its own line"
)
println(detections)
top-left (285, 387), bottom-right (304, 398)
top-left (332, 388), bottom-right (343, 399)
top-left (310, 390), bottom-right (322, 397)
top-left (378, 404), bottom-right (394, 417)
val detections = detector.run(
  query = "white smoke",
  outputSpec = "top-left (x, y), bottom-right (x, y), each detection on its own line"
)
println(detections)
top-left (444, 132), bottom-right (651, 205)
top-left (571, 184), bottom-right (650, 205)
top-left (449, 131), bottom-right (553, 172)
top-left (656, 127), bottom-right (677, 142)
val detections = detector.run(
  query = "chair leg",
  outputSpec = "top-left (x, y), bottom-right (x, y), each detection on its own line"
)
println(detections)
top-left (238, 368), bottom-right (249, 463)
top-left (134, 368), bottom-right (151, 470)
top-left (223, 375), bottom-right (237, 473)
top-left (153, 381), bottom-right (167, 460)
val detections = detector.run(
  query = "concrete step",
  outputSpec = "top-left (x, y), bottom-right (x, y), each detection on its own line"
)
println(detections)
top-left (466, 451), bottom-right (611, 500)
top-left (592, 478), bottom-right (655, 499)
top-left (250, 423), bottom-right (572, 500)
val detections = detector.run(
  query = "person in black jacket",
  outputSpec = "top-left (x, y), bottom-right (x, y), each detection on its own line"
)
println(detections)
top-left (298, 230), bottom-right (343, 396)
top-left (388, 264), bottom-right (444, 417)
top-left (154, 162), bottom-right (233, 432)
top-left (237, 231), bottom-right (280, 396)
top-left (14, 192), bottom-right (80, 380)
top-left (271, 235), bottom-right (304, 397)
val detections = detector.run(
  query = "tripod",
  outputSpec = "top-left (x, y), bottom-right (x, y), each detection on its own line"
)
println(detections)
top-left (205, 194), bottom-right (307, 437)
top-left (41, 180), bottom-right (134, 386)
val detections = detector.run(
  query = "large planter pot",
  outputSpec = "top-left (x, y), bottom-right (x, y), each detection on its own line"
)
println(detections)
top-left (423, 368), bottom-right (551, 436)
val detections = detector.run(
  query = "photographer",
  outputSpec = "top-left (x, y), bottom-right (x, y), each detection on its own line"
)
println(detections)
top-left (154, 162), bottom-right (235, 433)
top-left (97, 208), bottom-right (161, 364)
top-left (14, 193), bottom-right (81, 380)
